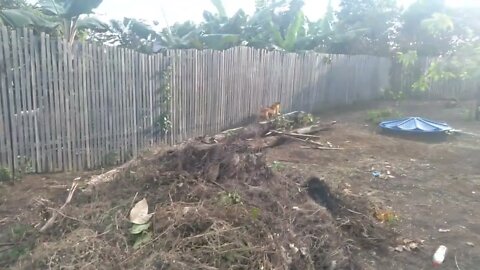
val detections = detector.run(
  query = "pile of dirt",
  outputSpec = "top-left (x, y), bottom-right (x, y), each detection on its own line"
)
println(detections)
top-left (10, 138), bottom-right (398, 270)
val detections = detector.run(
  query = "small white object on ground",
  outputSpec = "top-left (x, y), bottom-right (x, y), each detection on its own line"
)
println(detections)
top-left (432, 245), bottom-right (447, 267)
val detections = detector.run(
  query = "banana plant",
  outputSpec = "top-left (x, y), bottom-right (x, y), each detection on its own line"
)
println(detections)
top-left (38, 0), bottom-right (107, 44)
top-left (0, 7), bottom-right (59, 29)
top-left (269, 10), bottom-right (305, 51)
top-left (0, 0), bottom-right (107, 44)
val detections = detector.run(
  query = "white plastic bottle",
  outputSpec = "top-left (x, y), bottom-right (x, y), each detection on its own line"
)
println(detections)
top-left (432, 245), bottom-right (447, 267)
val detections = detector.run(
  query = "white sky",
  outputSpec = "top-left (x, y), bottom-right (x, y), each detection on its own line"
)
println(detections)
top-left (95, 0), bottom-right (480, 26)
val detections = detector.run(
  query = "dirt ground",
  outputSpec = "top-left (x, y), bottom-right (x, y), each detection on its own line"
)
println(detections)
top-left (1, 100), bottom-right (479, 269)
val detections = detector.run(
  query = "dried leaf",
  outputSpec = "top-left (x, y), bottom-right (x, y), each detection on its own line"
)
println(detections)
top-left (403, 238), bottom-right (413, 244)
top-left (408, 242), bottom-right (419, 250)
top-left (129, 198), bottom-right (154, 224)
top-left (130, 222), bottom-right (151, 234)
top-left (374, 210), bottom-right (397, 223)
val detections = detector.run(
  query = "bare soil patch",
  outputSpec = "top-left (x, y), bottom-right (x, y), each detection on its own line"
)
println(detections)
top-left (0, 100), bottom-right (479, 269)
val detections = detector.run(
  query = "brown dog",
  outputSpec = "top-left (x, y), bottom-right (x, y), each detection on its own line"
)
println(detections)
top-left (259, 102), bottom-right (281, 121)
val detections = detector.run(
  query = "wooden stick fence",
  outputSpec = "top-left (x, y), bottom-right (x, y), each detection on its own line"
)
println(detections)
top-left (0, 27), bottom-right (475, 173)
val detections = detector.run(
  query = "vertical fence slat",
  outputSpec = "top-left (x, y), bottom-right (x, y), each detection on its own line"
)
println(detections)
top-left (51, 39), bottom-right (62, 170)
top-left (104, 46), bottom-right (113, 162)
top-left (77, 43), bottom-right (86, 170)
top-left (87, 43), bottom-right (96, 168)
top-left (93, 44), bottom-right (102, 167)
top-left (97, 46), bottom-right (107, 166)
top-left (82, 43), bottom-right (91, 169)
top-left (127, 50), bottom-right (134, 154)
top-left (10, 30), bottom-right (25, 169)
top-left (0, 27), bottom-right (13, 171)
top-left (58, 39), bottom-right (67, 170)
top-left (17, 30), bottom-right (30, 170)
top-left (119, 48), bottom-right (127, 162)
top-left (45, 34), bottom-right (58, 171)
top-left (72, 44), bottom-right (81, 171)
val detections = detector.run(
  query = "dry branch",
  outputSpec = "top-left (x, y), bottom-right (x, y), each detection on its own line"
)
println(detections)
top-left (291, 121), bottom-right (337, 135)
top-left (300, 146), bottom-right (344, 150)
top-left (83, 159), bottom-right (136, 193)
top-left (268, 130), bottom-right (322, 139)
top-left (39, 182), bottom-right (78, 233)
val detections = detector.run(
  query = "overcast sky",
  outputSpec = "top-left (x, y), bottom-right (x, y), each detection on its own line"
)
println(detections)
top-left (95, 0), bottom-right (480, 26)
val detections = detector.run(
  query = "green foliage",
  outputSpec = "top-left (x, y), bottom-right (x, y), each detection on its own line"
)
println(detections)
top-left (270, 10), bottom-right (305, 51)
top-left (0, 0), bottom-right (27, 9)
top-left (132, 231), bottom-right (152, 249)
top-left (0, 167), bottom-right (12, 182)
top-left (269, 161), bottom-right (285, 171)
top-left (332, 0), bottom-right (399, 55)
top-left (396, 50), bottom-right (417, 68)
top-left (0, 8), bottom-right (58, 29)
top-left (209, 0), bottom-right (227, 18)
top-left (130, 222), bottom-right (151, 234)
top-left (0, 0), bottom-right (106, 43)
top-left (367, 109), bottom-right (401, 124)
top-left (272, 115), bottom-right (294, 130)
top-left (0, 224), bottom-right (36, 266)
top-left (154, 65), bottom-right (172, 137)
top-left (129, 222), bottom-right (152, 250)
top-left (250, 207), bottom-right (261, 220)
top-left (421, 12), bottom-right (454, 38)
top-left (15, 156), bottom-right (34, 178)
top-left (298, 113), bottom-right (314, 126)
top-left (382, 88), bottom-right (405, 101)
top-left (218, 191), bottom-right (242, 205)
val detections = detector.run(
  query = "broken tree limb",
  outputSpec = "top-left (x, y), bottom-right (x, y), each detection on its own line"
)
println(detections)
top-left (282, 134), bottom-right (326, 147)
top-left (268, 130), bottom-right (323, 139)
top-left (300, 146), bottom-right (344, 150)
top-left (282, 134), bottom-right (344, 150)
top-left (39, 182), bottom-right (78, 233)
top-left (291, 121), bottom-right (337, 135)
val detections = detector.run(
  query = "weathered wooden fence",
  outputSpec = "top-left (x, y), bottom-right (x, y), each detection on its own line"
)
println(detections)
top-left (0, 28), bottom-right (171, 173)
top-left (1, 27), bottom-right (475, 173)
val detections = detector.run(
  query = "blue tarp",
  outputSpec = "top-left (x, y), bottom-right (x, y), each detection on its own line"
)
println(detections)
top-left (379, 117), bottom-right (453, 135)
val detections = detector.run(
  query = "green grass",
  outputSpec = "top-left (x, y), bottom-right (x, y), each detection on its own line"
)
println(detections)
top-left (0, 167), bottom-right (12, 182)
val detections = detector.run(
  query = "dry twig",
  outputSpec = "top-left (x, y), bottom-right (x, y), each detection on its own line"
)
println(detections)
top-left (39, 182), bottom-right (78, 233)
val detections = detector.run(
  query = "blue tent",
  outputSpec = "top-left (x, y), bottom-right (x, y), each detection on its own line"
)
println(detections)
top-left (379, 117), bottom-right (453, 135)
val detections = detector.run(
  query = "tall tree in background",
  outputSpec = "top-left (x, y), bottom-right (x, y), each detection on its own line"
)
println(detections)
top-left (331, 0), bottom-right (399, 55)
top-left (395, 0), bottom-right (448, 56)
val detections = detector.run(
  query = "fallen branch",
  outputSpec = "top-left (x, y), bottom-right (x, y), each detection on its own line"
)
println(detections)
top-left (39, 182), bottom-right (78, 233)
top-left (83, 159), bottom-right (136, 193)
top-left (283, 134), bottom-right (327, 147)
top-left (267, 130), bottom-right (323, 139)
top-left (300, 146), bottom-right (344, 150)
top-left (291, 121), bottom-right (337, 135)
top-left (283, 135), bottom-right (344, 150)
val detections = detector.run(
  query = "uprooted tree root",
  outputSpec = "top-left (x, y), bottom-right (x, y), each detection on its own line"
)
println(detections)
top-left (11, 139), bottom-right (399, 270)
